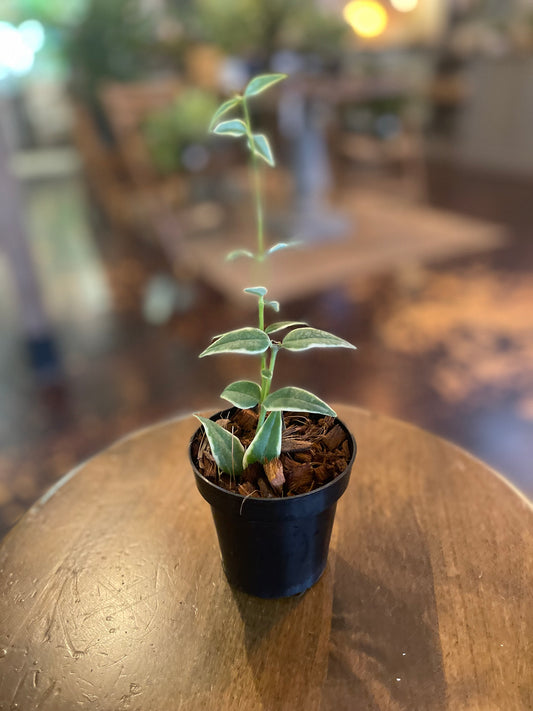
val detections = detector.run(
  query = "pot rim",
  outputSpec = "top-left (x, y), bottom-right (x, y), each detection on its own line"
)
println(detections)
top-left (189, 407), bottom-right (357, 505)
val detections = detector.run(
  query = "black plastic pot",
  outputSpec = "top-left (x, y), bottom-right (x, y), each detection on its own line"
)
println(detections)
top-left (189, 411), bottom-right (356, 599)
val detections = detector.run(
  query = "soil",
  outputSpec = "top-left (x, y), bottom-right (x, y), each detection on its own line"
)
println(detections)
top-left (191, 408), bottom-right (353, 498)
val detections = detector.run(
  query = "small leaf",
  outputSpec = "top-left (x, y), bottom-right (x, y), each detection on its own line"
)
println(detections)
top-left (263, 387), bottom-right (336, 417)
top-left (244, 286), bottom-right (268, 297)
top-left (244, 73), bottom-right (287, 98)
top-left (243, 411), bottom-right (282, 468)
top-left (267, 241), bottom-right (302, 255)
top-left (209, 96), bottom-right (241, 131)
top-left (265, 320), bottom-right (308, 335)
top-left (226, 249), bottom-right (254, 261)
top-left (220, 380), bottom-right (261, 408)
top-left (195, 415), bottom-right (244, 477)
top-left (248, 134), bottom-right (274, 166)
top-left (212, 119), bottom-right (247, 137)
top-left (265, 299), bottom-right (279, 312)
top-left (282, 327), bottom-right (356, 352)
top-left (200, 327), bottom-right (270, 357)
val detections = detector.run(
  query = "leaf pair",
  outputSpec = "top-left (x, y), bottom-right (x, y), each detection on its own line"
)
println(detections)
top-left (199, 326), bottom-right (356, 358)
top-left (243, 286), bottom-right (279, 312)
top-left (209, 73), bottom-right (286, 129)
top-left (209, 73), bottom-right (286, 168)
top-left (196, 376), bottom-right (339, 478)
top-left (226, 241), bottom-right (301, 262)
top-left (212, 121), bottom-right (274, 167)
top-left (195, 411), bottom-right (282, 475)
top-left (221, 382), bottom-right (336, 418)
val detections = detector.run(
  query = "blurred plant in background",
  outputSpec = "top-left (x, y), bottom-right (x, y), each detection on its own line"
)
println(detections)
top-left (168, 0), bottom-right (349, 65)
top-left (65, 0), bottom-right (155, 103)
top-left (143, 87), bottom-right (218, 174)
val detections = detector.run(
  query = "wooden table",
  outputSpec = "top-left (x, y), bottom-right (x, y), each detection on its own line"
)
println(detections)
top-left (0, 406), bottom-right (531, 710)
top-left (168, 189), bottom-right (506, 306)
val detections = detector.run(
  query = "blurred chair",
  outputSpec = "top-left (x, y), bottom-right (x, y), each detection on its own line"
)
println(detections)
top-left (100, 78), bottom-right (183, 186)
top-left (72, 78), bottom-right (186, 238)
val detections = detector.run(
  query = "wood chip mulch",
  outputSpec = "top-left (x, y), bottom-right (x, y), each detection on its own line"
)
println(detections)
top-left (191, 408), bottom-right (352, 498)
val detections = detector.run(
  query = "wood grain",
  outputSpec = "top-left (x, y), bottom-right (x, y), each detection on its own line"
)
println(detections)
top-left (0, 406), bottom-right (531, 710)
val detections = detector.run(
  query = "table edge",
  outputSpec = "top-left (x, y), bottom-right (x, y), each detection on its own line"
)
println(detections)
top-left (4, 403), bottom-right (531, 546)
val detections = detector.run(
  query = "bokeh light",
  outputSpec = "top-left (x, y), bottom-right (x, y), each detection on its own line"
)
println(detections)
top-left (0, 22), bottom-right (35, 75)
top-left (390, 0), bottom-right (419, 11)
top-left (18, 19), bottom-right (46, 53)
top-left (343, 1), bottom-right (388, 39)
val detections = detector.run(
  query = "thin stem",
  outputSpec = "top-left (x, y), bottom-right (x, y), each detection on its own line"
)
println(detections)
top-left (258, 345), bottom-right (278, 428)
top-left (258, 294), bottom-right (268, 409)
top-left (242, 97), bottom-right (265, 259)
top-left (263, 347), bottom-right (278, 401)
top-left (244, 97), bottom-right (269, 423)
top-left (258, 295), bottom-right (265, 331)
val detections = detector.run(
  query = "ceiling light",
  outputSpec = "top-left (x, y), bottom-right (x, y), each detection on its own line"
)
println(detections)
top-left (343, 1), bottom-right (388, 39)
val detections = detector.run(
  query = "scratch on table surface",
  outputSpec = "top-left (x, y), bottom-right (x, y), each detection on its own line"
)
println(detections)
top-left (82, 692), bottom-right (98, 703)
top-left (107, 590), bottom-right (160, 624)
top-left (105, 664), bottom-right (126, 694)
top-left (42, 576), bottom-right (70, 643)
top-left (58, 609), bottom-right (87, 659)
top-left (137, 596), bottom-right (159, 639)
top-left (83, 575), bottom-right (153, 622)
top-left (10, 670), bottom-right (26, 707)
top-left (73, 568), bottom-right (81, 604)
top-left (36, 679), bottom-right (57, 709)
top-left (7, 567), bottom-right (65, 646)
top-left (98, 653), bottom-right (127, 669)
top-left (119, 682), bottom-right (143, 708)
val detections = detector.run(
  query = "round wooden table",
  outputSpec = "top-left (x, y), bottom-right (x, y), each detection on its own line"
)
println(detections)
top-left (1, 406), bottom-right (532, 710)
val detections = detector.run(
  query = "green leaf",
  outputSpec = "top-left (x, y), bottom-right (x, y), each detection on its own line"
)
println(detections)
top-left (244, 286), bottom-right (267, 297)
top-left (263, 387), bottom-right (336, 417)
top-left (195, 415), bottom-right (244, 477)
top-left (243, 411), bottom-right (282, 468)
top-left (248, 134), bottom-right (274, 166)
top-left (220, 380), bottom-right (261, 408)
top-left (212, 119), bottom-right (247, 137)
top-left (265, 299), bottom-right (279, 312)
top-left (267, 241), bottom-right (301, 255)
top-left (244, 73), bottom-right (287, 98)
top-left (209, 96), bottom-right (241, 131)
top-left (265, 321), bottom-right (308, 335)
top-left (282, 327), bottom-right (356, 352)
top-left (226, 249), bottom-right (254, 261)
top-left (200, 327), bottom-right (270, 357)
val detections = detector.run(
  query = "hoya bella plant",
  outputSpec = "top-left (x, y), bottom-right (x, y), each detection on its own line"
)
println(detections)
top-left (195, 73), bottom-right (356, 483)
top-left (189, 73), bottom-right (357, 598)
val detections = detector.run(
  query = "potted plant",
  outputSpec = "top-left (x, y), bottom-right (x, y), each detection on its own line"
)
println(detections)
top-left (189, 73), bottom-right (357, 598)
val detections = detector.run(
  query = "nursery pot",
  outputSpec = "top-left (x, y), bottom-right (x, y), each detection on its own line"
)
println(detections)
top-left (189, 411), bottom-right (356, 599)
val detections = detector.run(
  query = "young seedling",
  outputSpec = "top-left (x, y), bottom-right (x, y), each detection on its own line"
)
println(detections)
top-left (196, 73), bottom-right (356, 479)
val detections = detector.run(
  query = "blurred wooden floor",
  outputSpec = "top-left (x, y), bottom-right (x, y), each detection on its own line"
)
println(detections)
top-left (0, 160), bottom-right (531, 537)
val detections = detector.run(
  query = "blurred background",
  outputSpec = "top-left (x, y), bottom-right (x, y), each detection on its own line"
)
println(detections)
top-left (0, 0), bottom-right (532, 535)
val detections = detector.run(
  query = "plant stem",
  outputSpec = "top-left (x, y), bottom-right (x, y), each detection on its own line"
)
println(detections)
top-left (257, 293), bottom-right (268, 412)
top-left (258, 345), bottom-right (278, 428)
top-left (244, 97), bottom-right (270, 424)
top-left (258, 294), bottom-right (265, 331)
top-left (242, 97), bottom-right (265, 259)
